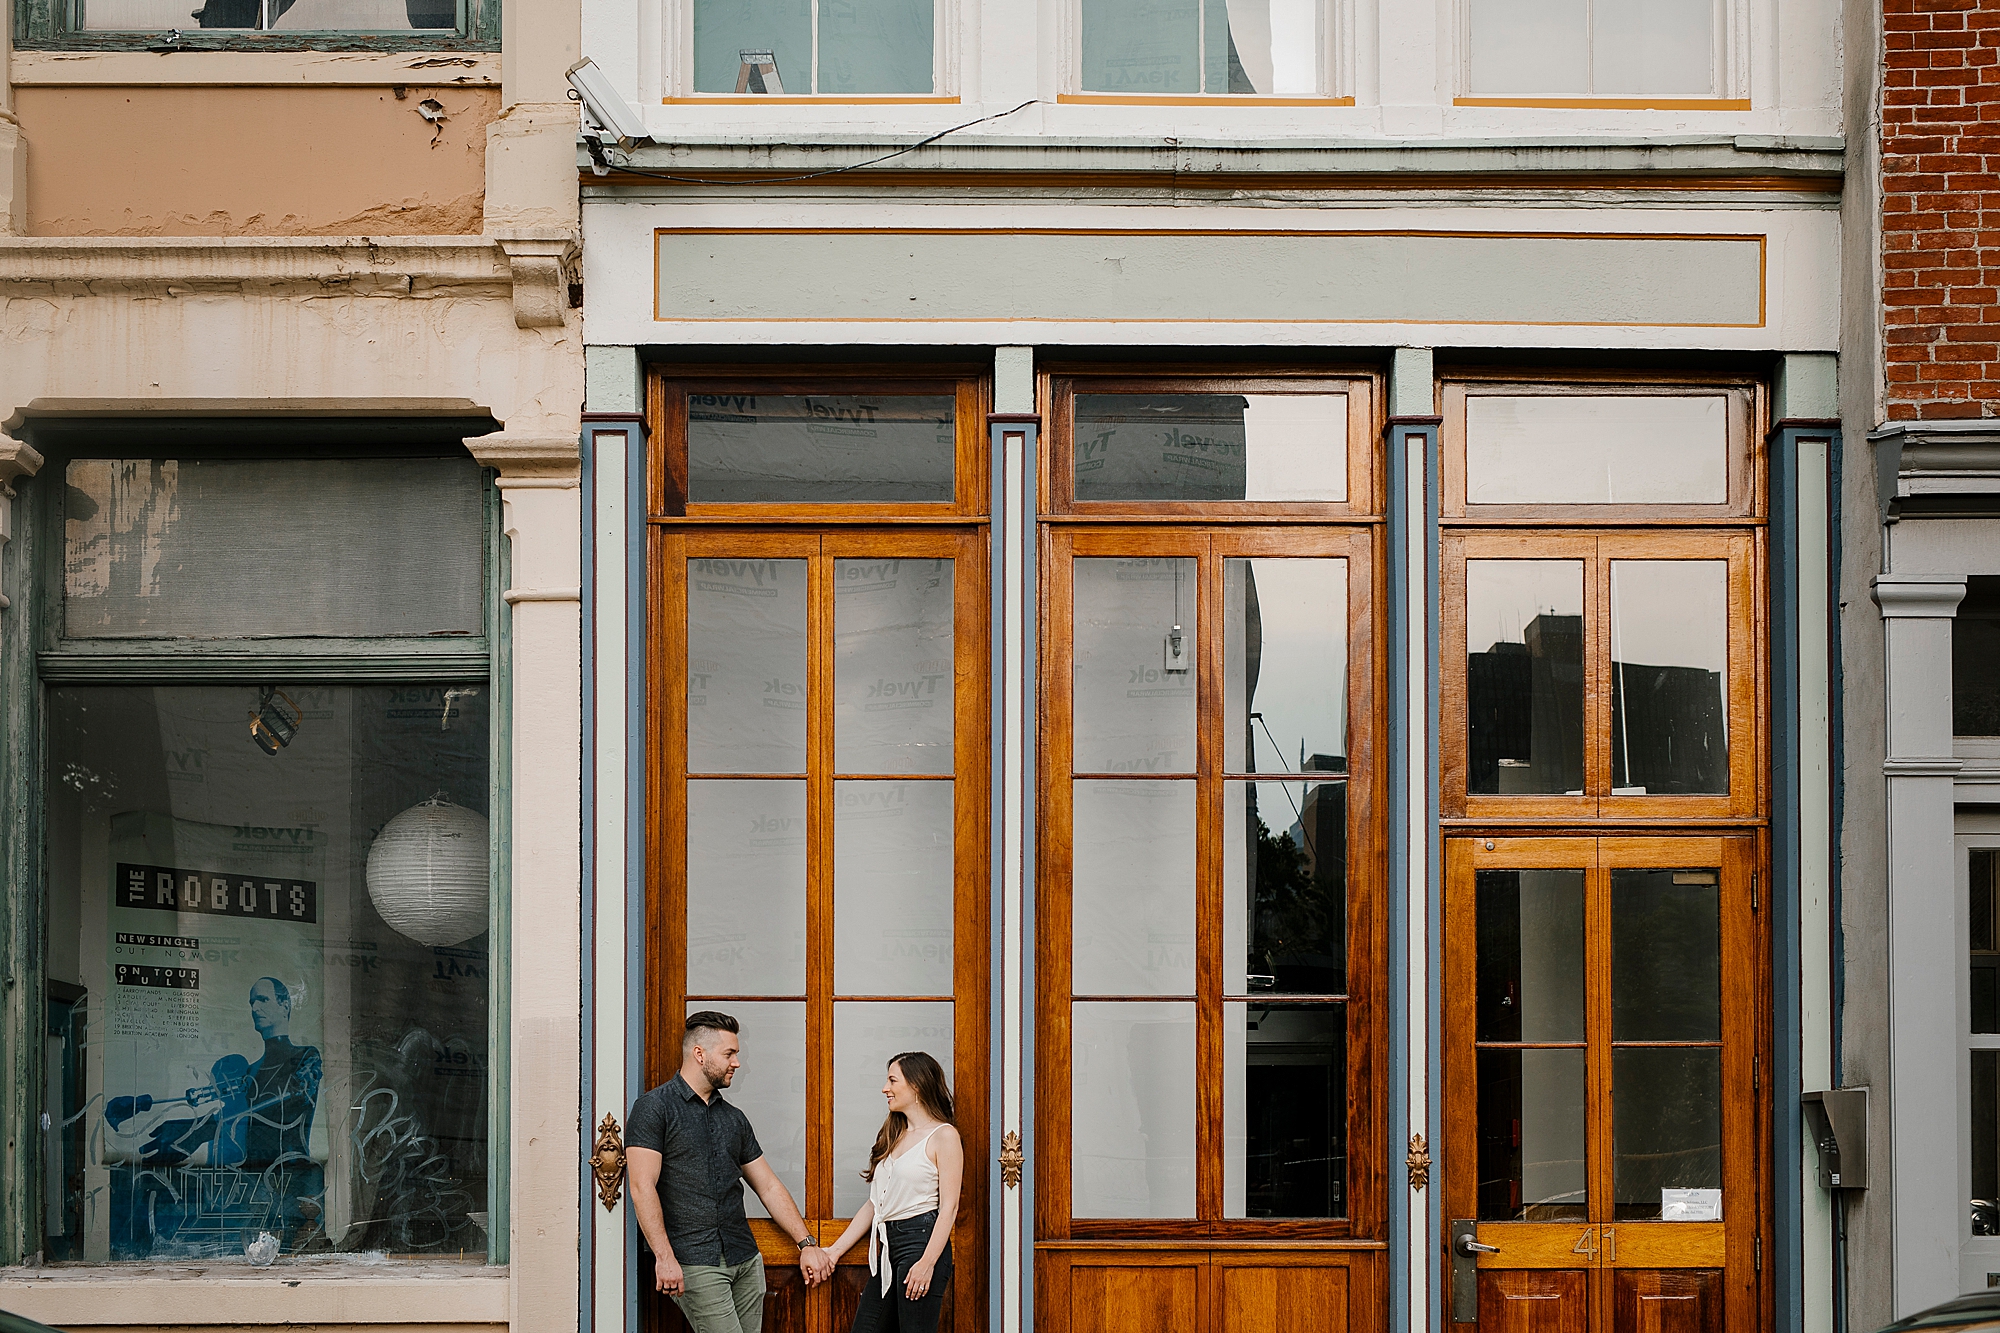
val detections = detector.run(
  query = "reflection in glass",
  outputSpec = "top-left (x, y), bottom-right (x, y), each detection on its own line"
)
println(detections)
top-left (833, 782), bottom-right (953, 996)
top-left (1073, 559), bottom-right (1197, 774)
top-left (833, 1003), bottom-right (954, 1216)
top-left (63, 458), bottom-right (484, 638)
top-left (1467, 0), bottom-right (1711, 95)
top-left (1078, 0), bottom-right (1319, 94)
top-left (1223, 1003), bottom-right (1345, 1217)
top-left (687, 781), bottom-right (807, 994)
top-left (1071, 1002), bottom-right (1196, 1218)
top-left (835, 559), bottom-right (954, 774)
top-left (686, 394), bottom-right (954, 502)
top-left (1476, 1048), bottom-right (1587, 1221)
top-left (1612, 868), bottom-right (1720, 1042)
top-left (1073, 395), bottom-right (1345, 501)
top-left (1975, 1051), bottom-right (1999, 1234)
top-left (1223, 781), bottom-right (1346, 995)
top-left (688, 557), bottom-right (807, 773)
top-left (696, 1001), bottom-right (806, 1220)
top-left (1072, 781), bottom-right (1197, 995)
top-left (43, 685), bottom-right (491, 1262)
top-left (1466, 561), bottom-right (1584, 796)
top-left (1953, 580), bottom-right (2000, 735)
top-left (1464, 396), bottom-right (1728, 506)
top-left (1609, 561), bottom-right (1728, 795)
top-left (1224, 559), bottom-right (1347, 774)
top-left (818, 0), bottom-right (934, 92)
top-left (1613, 1047), bottom-right (1721, 1220)
top-left (1976, 852), bottom-right (2000, 1035)
top-left (1475, 870), bottom-right (1585, 1043)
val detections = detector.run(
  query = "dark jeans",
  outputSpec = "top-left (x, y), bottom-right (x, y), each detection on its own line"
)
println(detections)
top-left (850, 1210), bottom-right (953, 1333)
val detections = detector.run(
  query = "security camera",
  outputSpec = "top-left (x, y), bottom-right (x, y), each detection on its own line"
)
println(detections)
top-left (565, 58), bottom-right (651, 153)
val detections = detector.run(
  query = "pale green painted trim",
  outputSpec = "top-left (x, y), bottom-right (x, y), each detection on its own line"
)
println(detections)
top-left (584, 347), bottom-right (644, 416)
top-left (995, 347), bottom-right (1035, 415)
top-left (1776, 353), bottom-right (1839, 421)
top-left (1389, 347), bottom-right (1437, 419)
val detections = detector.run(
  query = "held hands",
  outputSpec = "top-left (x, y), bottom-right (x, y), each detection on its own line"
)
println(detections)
top-left (904, 1255), bottom-right (938, 1301)
top-left (654, 1257), bottom-right (686, 1297)
top-left (799, 1245), bottom-right (835, 1286)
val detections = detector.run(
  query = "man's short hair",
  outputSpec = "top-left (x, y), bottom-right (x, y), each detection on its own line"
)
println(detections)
top-left (683, 1010), bottom-right (739, 1052)
top-left (253, 977), bottom-right (292, 1010)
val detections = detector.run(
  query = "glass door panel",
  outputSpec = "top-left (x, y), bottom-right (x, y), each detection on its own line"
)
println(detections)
top-left (1443, 837), bottom-right (1758, 1333)
top-left (1042, 526), bottom-right (1372, 1242)
top-left (650, 529), bottom-right (986, 1333)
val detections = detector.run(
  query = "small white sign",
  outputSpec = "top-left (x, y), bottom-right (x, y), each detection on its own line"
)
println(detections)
top-left (1661, 1187), bottom-right (1723, 1222)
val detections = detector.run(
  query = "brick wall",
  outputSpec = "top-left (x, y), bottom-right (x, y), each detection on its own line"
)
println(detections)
top-left (1883, 0), bottom-right (2000, 419)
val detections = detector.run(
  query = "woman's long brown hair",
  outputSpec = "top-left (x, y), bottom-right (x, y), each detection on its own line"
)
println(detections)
top-left (861, 1052), bottom-right (955, 1181)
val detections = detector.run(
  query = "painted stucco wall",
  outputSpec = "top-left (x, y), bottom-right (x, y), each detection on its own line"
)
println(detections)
top-left (15, 85), bottom-right (499, 236)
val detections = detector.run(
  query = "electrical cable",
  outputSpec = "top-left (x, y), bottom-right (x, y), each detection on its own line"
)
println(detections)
top-left (586, 98), bottom-right (1042, 186)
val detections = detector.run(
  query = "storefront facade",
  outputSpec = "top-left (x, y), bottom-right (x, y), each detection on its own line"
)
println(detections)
top-left (575, 9), bottom-right (1848, 1320)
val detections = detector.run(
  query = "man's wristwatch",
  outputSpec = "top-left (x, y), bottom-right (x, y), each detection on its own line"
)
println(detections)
top-left (795, 1235), bottom-right (817, 1250)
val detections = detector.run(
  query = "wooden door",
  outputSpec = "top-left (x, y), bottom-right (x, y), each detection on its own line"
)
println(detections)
top-left (645, 528), bottom-right (989, 1333)
top-left (1442, 836), bottom-right (1759, 1333)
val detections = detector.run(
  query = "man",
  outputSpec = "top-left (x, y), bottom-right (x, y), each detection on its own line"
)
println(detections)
top-left (627, 1012), bottom-right (834, 1332)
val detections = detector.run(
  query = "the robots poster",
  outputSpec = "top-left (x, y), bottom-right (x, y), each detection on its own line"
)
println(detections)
top-left (96, 810), bottom-right (327, 1260)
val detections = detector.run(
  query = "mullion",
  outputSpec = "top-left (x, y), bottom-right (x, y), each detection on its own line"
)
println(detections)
top-left (1196, 539), bottom-right (1224, 1222)
top-left (805, 546), bottom-right (835, 1224)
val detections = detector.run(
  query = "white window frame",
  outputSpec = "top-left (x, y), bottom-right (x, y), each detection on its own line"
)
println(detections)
top-left (1452, 0), bottom-right (1746, 102)
top-left (1060, 0), bottom-right (1347, 100)
top-left (661, 0), bottom-right (957, 98)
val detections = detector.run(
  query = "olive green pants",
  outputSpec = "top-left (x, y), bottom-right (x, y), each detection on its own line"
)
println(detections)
top-left (670, 1254), bottom-right (766, 1333)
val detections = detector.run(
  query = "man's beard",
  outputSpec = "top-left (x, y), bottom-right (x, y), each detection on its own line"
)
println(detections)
top-left (704, 1056), bottom-right (735, 1087)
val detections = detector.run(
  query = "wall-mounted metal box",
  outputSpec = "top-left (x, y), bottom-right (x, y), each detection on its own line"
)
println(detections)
top-left (1804, 1087), bottom-right (1870, 1190)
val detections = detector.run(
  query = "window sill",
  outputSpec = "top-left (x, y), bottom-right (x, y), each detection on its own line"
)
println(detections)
top-left (0, 1260), bottom-right (508, 1326)
top-left (662, 94), bottom-right (959, 104)
top-left (10, 48), bottom-right (500, 84)
top-left (1453, 96), bottom-right (1751, 110)
top-left (1056, 94), bottom-right (1355, 107)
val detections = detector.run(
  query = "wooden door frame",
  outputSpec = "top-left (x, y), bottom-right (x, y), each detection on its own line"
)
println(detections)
top-left (642, 525), bottom-right (993, 1333)
top-left (1440, 834), bottom-right (1769, 1332)
top-left (1034, 523), bottom-right (1386, 1244)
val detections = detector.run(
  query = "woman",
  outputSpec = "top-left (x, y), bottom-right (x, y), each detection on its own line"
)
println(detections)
top-left (824, 1052), bottom-right (962, 1332)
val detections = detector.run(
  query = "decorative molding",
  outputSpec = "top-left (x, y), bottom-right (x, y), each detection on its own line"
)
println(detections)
top-left (1883, 756), bottom-right (1965, 778)
top-left (999, 1130), bottom-right (1024, 1190)
top-left (591, 1114), bottom-right (626, 1211)
top-left (502, 587), bottom-right (582, 605)
top-left (1872, 574), bottom-right (1967, 618)
top-left (1406, 1133), bottom-right (1432, 1192)
top-left (493, 230), bottom-right (578, 329)
top-left (1871, 419), bottom-right (2000, 518)
top-left (0, 434), bottom-right (44, 497)
top-left (9, 49), bottom-right (503, 86)
top-left (0, 236), bottom-right (511, 298)
top-left (465, 430), bottom-right (581, 480)
top-left (37, 650), bottom-right (490, 683)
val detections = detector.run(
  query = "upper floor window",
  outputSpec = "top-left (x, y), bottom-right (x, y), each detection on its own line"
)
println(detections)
top-left (684, 0), bottom-right (940, 95)
top-left (1460, 0), bottom-right (1731, 102)
top-left (1075, 0), bottom-right (1329, 97)
top-left (1957, 578), bottom-right (2000, 738)
top-left (24, 0), bottom-right (493, 46)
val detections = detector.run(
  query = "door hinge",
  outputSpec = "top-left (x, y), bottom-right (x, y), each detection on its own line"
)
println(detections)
top-left (1755, 1235), bottom-right (1763, 1272)
top-left (1754, 1055), bottom-right (1760, 1093)
top-left (1751, 872), bottom-right (1759, 913)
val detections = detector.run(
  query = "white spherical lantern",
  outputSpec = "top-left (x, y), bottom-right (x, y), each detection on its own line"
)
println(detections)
top-left (366, 797), bottom-right (489, 948)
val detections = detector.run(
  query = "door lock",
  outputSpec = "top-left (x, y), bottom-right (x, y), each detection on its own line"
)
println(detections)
top-left (1449, 1221), bottom-right (1492, 1323)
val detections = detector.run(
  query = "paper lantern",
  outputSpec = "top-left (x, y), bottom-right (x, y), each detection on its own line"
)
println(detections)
top-left (366, 797), bottom-right (489, 947)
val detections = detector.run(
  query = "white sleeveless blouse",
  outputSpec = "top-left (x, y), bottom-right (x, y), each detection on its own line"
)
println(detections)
top-left (867, 1123), bottom-right (945, 1294)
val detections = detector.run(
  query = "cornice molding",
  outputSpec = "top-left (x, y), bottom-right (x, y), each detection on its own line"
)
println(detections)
top-left (0, 434), bottom-right (44, 496)
top-left (1871, 418), bottom-right (2000, 518)
top-left (466, 430), bottom-right (580, 480)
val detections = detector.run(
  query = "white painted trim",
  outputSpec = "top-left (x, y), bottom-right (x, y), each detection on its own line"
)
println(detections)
top-left (1000, 427), bottom-right (1026, 1333)
top-left (1404, 430), bottom-right (1431, 1333)
top-left (1797, 439), bottom-right (1834, 1333)
top-left (590, 428), bottom-right (630, 1333)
